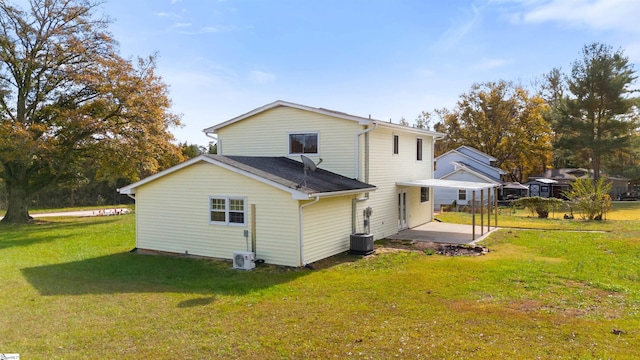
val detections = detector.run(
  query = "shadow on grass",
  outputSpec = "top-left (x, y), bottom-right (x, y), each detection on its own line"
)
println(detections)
top-left (0, 217), bottom-right (121, 250)
top-left (21, 251), bottom-right (310, 301)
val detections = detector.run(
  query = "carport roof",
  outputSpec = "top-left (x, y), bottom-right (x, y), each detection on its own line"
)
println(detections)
top-left (396, 179), bottom-right (498, 190)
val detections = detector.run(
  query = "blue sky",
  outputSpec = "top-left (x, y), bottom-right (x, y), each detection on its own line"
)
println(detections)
top-left (98, 0), bottom-right (640, 146)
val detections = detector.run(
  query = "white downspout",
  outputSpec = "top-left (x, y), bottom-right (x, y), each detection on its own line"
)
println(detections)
top-left (299, 196), bottom-right (320, 267)
top-left (354, 122), bottom-right (378, 181)
top-left (205, 133), bottom-right (220, 154)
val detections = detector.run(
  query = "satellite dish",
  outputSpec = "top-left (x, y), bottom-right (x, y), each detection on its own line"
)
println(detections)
top-left (297, 155), bottom-right (323, 189)
top-left (301, 155), bottom-right (317, 172)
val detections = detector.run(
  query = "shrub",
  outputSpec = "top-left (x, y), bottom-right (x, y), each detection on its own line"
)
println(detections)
top-left (514, 196), bottom-right (564, 218)
top-left (562, 177), bottom-right (612, 220)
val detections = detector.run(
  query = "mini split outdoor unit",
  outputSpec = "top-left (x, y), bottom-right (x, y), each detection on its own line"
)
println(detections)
top-left (232, 251), bottom-right (255, 270)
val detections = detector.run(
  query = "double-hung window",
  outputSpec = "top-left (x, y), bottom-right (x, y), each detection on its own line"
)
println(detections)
top-left (289, 132), bottom-right (318, 155)
top-left (209, 196), bottom-right (246, 225)
top-left (458, 189), bottom-right (467, 201)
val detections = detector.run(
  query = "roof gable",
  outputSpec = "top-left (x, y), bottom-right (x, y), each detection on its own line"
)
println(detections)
top-left (203, 100), bottom-right (445, 138)
top-left (118, 154), bottom-right (376, 200)
top-left (203, 100), bottom-right (372, 134)
top-left (456, 145), bottom-right (497, 162)
top-left (436, 149), bottom-right (506, 176)
top-left (451, 161), bottom-right (503, 182)
top-left (440, 166), bottom-right (502, 185)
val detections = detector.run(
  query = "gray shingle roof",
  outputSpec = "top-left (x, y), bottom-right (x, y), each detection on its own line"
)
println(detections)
top-left (205, 155), bottom-right (375, 195)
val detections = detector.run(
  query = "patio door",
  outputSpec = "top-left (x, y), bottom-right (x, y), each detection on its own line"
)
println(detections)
top-left (398, 190), bottom-right (408, 230)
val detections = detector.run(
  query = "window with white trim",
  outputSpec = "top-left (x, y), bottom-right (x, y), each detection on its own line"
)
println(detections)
top-left (393, 134), bottom-right (399, 155)
top-left (209, 196), bottom-right (246, 225)
top-left (458, 189), bottom-right (467, 201)
top-left (416, 138), bottom-right (423, 161)
top-left (289, 132), bottom-right (318, 154)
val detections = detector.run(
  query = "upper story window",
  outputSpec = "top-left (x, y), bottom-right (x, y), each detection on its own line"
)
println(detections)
top-left (416, 138), bottom-right (423, 161)
top-left (393, 135), bottom-right (399, 155)
top-left (289, 133), bottom-right (318, 155)
top-left (210, 196), bottom-right (246, 226)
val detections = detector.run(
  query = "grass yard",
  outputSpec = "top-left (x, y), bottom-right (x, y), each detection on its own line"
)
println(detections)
top-left (1, 210), bottom-right (639, 359)
top-left (436, 201), bottom-right (640, 231)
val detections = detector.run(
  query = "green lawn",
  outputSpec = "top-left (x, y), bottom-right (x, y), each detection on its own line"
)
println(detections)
top-left (436, 201), bottom-right (640, 231)
top-left (1, 212), bottom-right (639, 359)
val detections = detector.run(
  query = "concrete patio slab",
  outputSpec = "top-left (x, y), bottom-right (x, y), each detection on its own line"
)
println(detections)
top-left (385, 222), bottom-right (498, 245)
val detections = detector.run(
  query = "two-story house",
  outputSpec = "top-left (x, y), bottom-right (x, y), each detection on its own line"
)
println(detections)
top-left (433, 146), bottom-right (505, 209)
top-left (119, 100), bottom-right (446, 267)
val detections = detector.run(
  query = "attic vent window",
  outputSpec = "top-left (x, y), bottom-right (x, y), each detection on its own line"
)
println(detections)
top-left (289, 133), bottom-right (318, 155)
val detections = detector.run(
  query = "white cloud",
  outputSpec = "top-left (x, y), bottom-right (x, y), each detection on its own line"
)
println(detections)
top-left (248, 70), bottom-right (276, 84)
top-left (504, 0), bottom-right (640, 33)
top-left (434, 4), bottom-right (483, 50)
top-left (153, 11), bottom-right (183, 18)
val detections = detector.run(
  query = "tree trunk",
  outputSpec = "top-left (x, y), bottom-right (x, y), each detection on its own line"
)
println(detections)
top-left (592, 156), bottom-right (601, 182)
top-left (1, 178), bottom-right (32, 224)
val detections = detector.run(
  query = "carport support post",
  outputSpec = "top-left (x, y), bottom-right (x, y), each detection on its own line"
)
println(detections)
top-left (472, 190), bottom-right (476, 240)
top-left (480, 189), bottom-right (484, 235)
top-left (494, 187), bottom-right (498, 228)
top-left (487, 187), bottom-right (491, 230)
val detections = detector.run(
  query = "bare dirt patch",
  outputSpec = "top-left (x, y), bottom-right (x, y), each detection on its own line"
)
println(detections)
top-left (376, 239), bottom-right (489, 256)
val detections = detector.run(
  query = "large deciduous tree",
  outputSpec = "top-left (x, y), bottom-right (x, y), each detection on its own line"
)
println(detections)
top-left (547, 43), bottom-right (638, 181)
top-left (0, 0), bottom-right (184, 224)
top-left (428, 80), bottom-right (553, 182)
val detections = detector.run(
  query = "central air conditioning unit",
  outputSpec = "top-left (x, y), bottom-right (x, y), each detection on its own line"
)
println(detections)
top-left (232, 251), bottom-right (255, 270)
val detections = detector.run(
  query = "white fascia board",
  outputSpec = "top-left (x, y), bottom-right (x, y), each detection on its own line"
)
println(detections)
top-left (397, 179), bottom-right (497, 190)
top-left (373, 121), bottom-right (445, 138)
top-left (203, 100), bottom-right (373, 134)
top-left (309, 186), bottom-right (378, 199)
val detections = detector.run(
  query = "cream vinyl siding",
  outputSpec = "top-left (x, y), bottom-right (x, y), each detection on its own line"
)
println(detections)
top-left (364, 127), bottom-right (435, 238)
top-left (302, 196), bottom-right (353, 264)
top-left (217, 106), bottom-right (361, 178)
top-left (408, 186), bottom-right (431, 226)
top-left (135, 162), bottom-right (301, 267)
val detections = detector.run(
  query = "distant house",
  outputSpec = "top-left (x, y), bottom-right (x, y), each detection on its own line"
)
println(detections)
top-left (526, 168), bottom-right (629, 199)
top-left (524, 178), bottom-right (564, 198)
top-left (433, 146), bottom-right (505, 209)
top-left (119, 100), bottom-right (450, 267)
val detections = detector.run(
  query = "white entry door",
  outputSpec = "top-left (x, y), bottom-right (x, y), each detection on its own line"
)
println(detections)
top-left (398, 190), bottom-right (408, 230)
